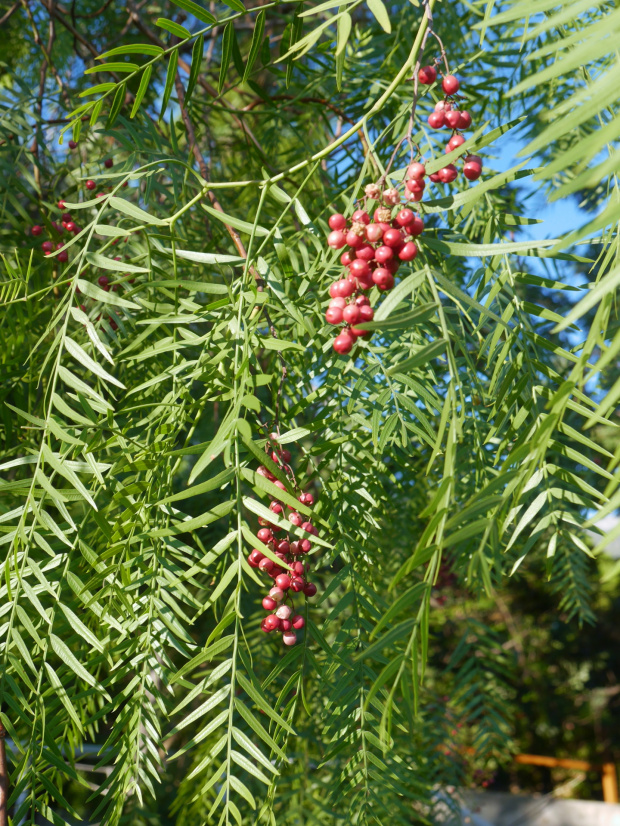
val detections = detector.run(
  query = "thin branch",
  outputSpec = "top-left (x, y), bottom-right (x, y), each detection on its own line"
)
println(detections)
top-left (0, 0), bottom-right (19, 26)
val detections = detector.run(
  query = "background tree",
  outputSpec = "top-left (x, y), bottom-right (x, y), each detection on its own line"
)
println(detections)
top-left (1, 0), bottom-right (620, 823)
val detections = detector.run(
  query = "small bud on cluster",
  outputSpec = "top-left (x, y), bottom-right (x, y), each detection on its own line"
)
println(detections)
top-left (250, 433), bottom-right (319, 646)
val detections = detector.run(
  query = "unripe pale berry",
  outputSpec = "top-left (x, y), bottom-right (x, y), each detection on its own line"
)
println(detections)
top-left (457, 110), bottom-right (472, 130)
top-left (328, 213), bottom-right (347, 231)
top-left (292, 615), bottom-right (305, 630)
top-left (269, 587), bottom-right (285, 601)
top-left (263, 596), bottom-right (277, 611)
top-left (375, 245), bottom-right (394, 263)
top-left (85, 180), bottom-right (96, 190)
top-left (428, 112), bottom-right (445, 129)
top-left (438, 164), bottom-right (458, 183)
top-left (373, 269), bottom-right (395, 291)
top-left (352, 209), bottom-right (370, 225)
top-left (364, 183), bottom-right (382, 199)
top-left (327, 230), bottom-right (347, 249)
top-left (275, 573), bottom-right (291, 590)
top-left (276, 604), bottom-right (292, 619)
top-left (418, 65), bottom-right (437, 85)
top-left (342, 304), bottom-right (360, 324)
top-left (333, 331), bottom-right (354, 354)
top-left (442, 75), bottom-right (460, 95)
top-left (329, 297), bottom-right (346, 311)
top-left (383, 188), bottom-right (400, 206)
top-left (446, 134), bottom-right (466, 152)
top-left (326, 306), bottom-right (343, 325)
top-left (257, 465), bottom-right (275, 481)
top-left (407, 162), bottom-right (426, 180)
top-left (304, 582), bottom-right (317, 597)
top-left (399, 242), bottom-right (418, 261)
top-left (282, 630), bottom-right (297, 646)
top-left (445, 110), bottom-right (461, 129)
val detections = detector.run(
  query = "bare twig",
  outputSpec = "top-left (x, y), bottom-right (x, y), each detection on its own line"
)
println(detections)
top-left (0, 0), bottom-right (20, 26)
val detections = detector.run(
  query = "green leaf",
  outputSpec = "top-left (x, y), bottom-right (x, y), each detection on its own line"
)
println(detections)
top-left (108, 196), bottom-right (166, 225)
top-left (156, 17), bottom-right (192, 38)
top-left (98, 44), bottom-right (164, 59)
top-left (84, 63), bottom-right (139, 74)
top-left (201, 203), bottom-right (270, 235)
top-left (553, 263), bottom-right (620, 332)
top-left (130, 64), bottom-right (152, 118)
top-left (367, 0), bottom-right (391, 32)
top-left (222, 0), bottom-right (245, 10)
top-left (219, 23), bottom-right (235, 93)
top-left (336, 10), bottom-right (352, 55)
top-left (49, 634), bottom-right (105, 692)
top-left (160, 51), bottom-right (179, 118)
top-left (76, 278), bottom-right (140, 309)
top-left (79, 83), bottom-right (115, 97)
top-left (169, 0), bottom-right (216, 24)
top-left (186, 35), bottom-right (204, 104)
top-left (243, 10), bottom-right (266, 82)
top-left (106, 83), bottom-right (126, 128)
top-left (386, 339), bottom-right (447, 376)
top-left (64, 337), bottom-right (125, 389)
top-left (85, 252), bottom-right (149, 273)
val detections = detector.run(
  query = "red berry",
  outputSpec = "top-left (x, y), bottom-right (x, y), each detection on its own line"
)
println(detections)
top-left (382, 228), bottom-right (404, 248)
top-left (393, 209), bottom-right (412, 228)
top-left (438, 164), bottom-right (458, 183)
top-left (457, 110), bottom-right (472, 130)
top-left (280, 619), bottom-right (292, 631)
top-left (262, 596), bottom-right (277, 611)
top-left (289, 511), bottom-right (303, 527)
top-left (342, 305), bottom-right (360, 324)
top-left (345, 230), bottom-right (364, 249)
top-left (291, 561), bottom-right (305, 576)
top-left (340, 250), bottom-right (354, 266)
top-left (265, 614), bottom-right (280, 631)
top-left (463, 163), bottom-right (482, 181)
top-left (275, 573), bottom-right (291, 590)
top-left (277, 540), bottom-right (291, 554)
top-left (356, 243), bottom-right (376, 262)
top-left (359, 305), bottom-right (374, 322)
top-left (350, 259), bottom-right (371, 279)
top-left (334, 279), bottom-right (355, 298)
top-left (418, 65), bottom-right (437, 85)
top-left (445, 110), bottom-right (461, 129)
top-left (446, 134), bottom-right (466, 153)
top-left (326, 306), bottom-right (343, 325)
top-left (261, 618), bottom-right (270, 633)
top-left (304, 583), bottom-right (317, 597)
top-left (257, 465), bottom-right (275, 481)
top-left (41, 241), bottom-right (53, 252)
top-left (259, 558), bottom-right (274, 573)
top-left (355, 295), bottom-right (370, 307)
top-left (292, 615), bottom-right (305, 630)
top-left (375, 245), bottom-right (394, 263)
top-left (104, 158), bottom-right (113, 168)
top-left (385, 258), bottom-right (400, 275)
top-left (435, 101), bottom-right (452, 112)
top-left (329, 297), bottom-right (346, 311)
top-left (399, 242), bottom-right (418, 262)
top-left (442, 75), bottom-right (460, 95)
top-left (291, 577), bottom-right (305, 592)
top-left (327, 230), bottom-right (346, 249)
top-left (428, 112), bottom-right (445, 129)
top-left (289, 541), bottom-right (300, 555)
top-left (351, 209), bottom-right (370, 225)
top-left (407, 162), bottom-right (426, 180)
top-left (282, 630), bottom-right (297, 646)
top-left (365, 223), bottom-right (384, 243)
top-left (57, 250), bottom-right (68, 263)
top-left (328, 213), bottom-right (347, 231)
top-left (373, 269), bottom-right (394, 291)
top-left (333, 331), bottom-right (355, 355)
top-left (269, 501), bottom-right (283, 514)
top-left (85, 180), bottom-right (96, 191)
top-left (429, 172), bottom-right (441, 183)
top-left (249, 549), bottom-right (264, 564)
top-left (98, 275), bottom-right (110, 288)
top-left (405, 178), bottom-right (425, 194)
top-left (65, 221), bottom-right (77, 232)
top-left (31, 225), bottom-right (42, 236)
top-left (257, 528), bottom-right (273, 543)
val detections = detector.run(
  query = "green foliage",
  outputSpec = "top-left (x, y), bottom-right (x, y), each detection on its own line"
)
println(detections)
top-left (1, 0), bottom-right (619, 823)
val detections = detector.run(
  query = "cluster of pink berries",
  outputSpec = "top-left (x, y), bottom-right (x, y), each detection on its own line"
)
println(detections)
top-left (325, 199), bottom-right (424, 354)
top-left (247, 435), bottom-right (319, 646)
top-left (418, 67), bottom-right (483, 183)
